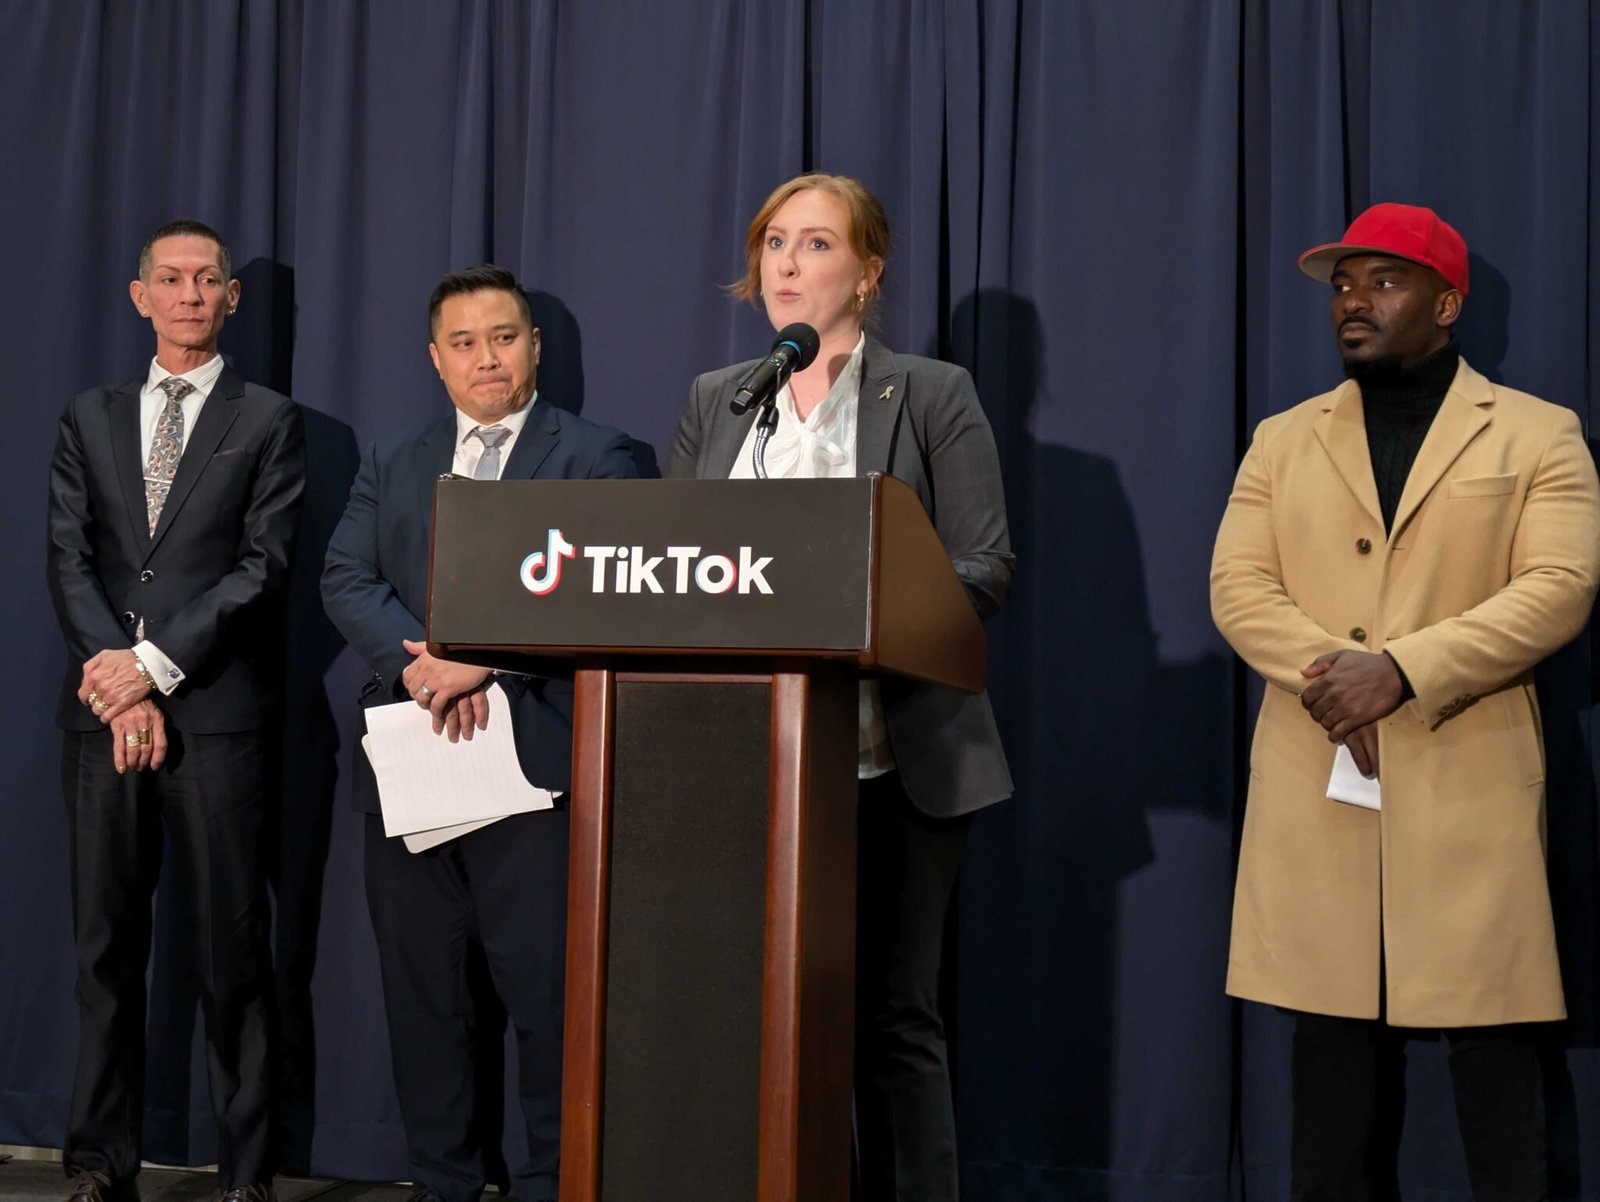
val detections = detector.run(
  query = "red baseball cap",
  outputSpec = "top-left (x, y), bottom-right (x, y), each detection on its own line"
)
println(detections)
top-left (1298, 202), bottom-right (1469, 295)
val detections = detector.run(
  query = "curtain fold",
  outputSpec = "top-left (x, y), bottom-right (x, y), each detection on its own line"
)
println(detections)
top-left (0, 1), bottom-right (1594, 1196)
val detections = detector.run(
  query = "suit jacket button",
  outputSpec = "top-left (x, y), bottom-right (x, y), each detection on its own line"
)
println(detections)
top-left (122, 611), bottom-right (136, 624)
top-left (139, 569), bottom-right (155, 582)
top-left (1349, 627), bottom-right (1367, 643)
top-left (1356, 538), bottom-right (1372, 554)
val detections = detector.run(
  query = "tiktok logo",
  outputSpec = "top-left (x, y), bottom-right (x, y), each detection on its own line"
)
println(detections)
top-left (520, 529), bottom-right (577, 595)
top-left (518, 530), bottom-right (776, 598)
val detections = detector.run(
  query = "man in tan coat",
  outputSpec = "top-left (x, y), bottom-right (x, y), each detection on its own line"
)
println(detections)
top-left (1212, 203), bottom-right (1600, 1201)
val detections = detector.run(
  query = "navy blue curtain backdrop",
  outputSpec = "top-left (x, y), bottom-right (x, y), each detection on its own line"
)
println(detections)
top-left (1, 2), bottom-right (1596, 1198)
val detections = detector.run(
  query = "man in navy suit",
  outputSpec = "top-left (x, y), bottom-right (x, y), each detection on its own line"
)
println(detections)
top-left (46, 220), bottom-right (304, 1202)
top-left (321, 265), bottom-right (638, 1202)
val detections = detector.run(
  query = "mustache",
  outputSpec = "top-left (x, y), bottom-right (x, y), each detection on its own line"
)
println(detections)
top-left (1339, 315), bottom-right (1379, 333)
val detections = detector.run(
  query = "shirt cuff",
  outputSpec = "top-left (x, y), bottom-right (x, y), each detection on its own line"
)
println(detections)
top-left (1382, 650), bottom-right (1415, 702)
top-left (134, 640), bottom-right (186, 695)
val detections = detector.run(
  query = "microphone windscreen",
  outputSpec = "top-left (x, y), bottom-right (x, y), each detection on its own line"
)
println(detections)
top-left (773, 322), bottom-right (821, 370)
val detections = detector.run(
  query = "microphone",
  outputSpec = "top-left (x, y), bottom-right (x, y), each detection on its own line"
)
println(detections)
top-left (729, 323), bottom-right (821, 415)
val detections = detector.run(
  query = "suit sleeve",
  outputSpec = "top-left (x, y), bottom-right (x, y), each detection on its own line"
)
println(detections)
top-left (1210, 419), bottom-right (1366, 693)
top-left (592, 430), bottom-right (643, 480)
top-left (46, 399), bottom-right (137, 662)
top-left (923, 366), bottom-right (1015, 619)
top-left (666, 373), bottom-right (710, 479)
top-left (320, 440), bottom-right (425, 693)
top-left (1383, 410), bottom-right (1600, 724)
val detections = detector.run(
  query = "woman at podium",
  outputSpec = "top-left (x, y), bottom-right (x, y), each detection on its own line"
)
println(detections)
top-left (668, 172), bottom-right (1014, 1201)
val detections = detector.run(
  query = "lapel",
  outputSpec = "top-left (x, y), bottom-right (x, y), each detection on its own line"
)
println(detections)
top-left (855, 336), bottom-right (906, 476)
top-left (704, 384), bottom-right (761, 479)
top-left (701, 336), bottom-right (904, 479)
top-left (147, 366), bottom-right (243, 557)
top-left (1388, 359), bottom-right (1494, 541)
top-left (415, 414), bottom-right (460, 515)
top-left (108, 379), bottom-right (151, 552)
top-left (1312, 380), bottom-right (1383, 530)
top-left (502, 399), bottom-right (562, 479)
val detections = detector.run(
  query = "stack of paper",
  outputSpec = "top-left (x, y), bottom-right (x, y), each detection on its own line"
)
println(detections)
top-left (362, 683), bottom-right (556, 851)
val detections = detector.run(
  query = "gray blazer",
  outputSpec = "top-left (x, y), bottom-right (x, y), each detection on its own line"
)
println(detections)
top-left (668, 336), bottom-right (1014, 817)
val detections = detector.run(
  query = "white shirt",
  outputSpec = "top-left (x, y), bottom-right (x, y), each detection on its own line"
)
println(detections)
top-left (728, 334), bottom-right (895, 779)
top-left (132, 354), bottom-right (228, 695)
top-left (451, 392), bottom-right (539, 480)
top-left (141, 353), bottom-right (225, 464)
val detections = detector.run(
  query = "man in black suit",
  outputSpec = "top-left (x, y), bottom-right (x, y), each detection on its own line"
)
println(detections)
top-left (46, 220), bottom-right (305, 1202)
top-left (321, 265), bottom-right (637, 1202)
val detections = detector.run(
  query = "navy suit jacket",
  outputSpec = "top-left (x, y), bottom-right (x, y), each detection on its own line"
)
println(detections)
top-left (321, 400), bottom-right (639, 814)
top-left (47, 366), bottom-right (306, 733)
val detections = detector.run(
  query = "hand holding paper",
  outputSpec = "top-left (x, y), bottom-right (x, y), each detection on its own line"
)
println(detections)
top-left (364, 683), bottom-right (555, 850)
top-left (1327, 742), bottom-right (1381, 811)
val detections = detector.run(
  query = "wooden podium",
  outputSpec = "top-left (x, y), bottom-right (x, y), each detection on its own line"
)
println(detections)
top-left (426, 475), bottom-right (985, 1202)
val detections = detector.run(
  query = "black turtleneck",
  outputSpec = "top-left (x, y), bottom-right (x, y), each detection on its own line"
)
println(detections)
top-left (1359, 338), bottom-right (1460, 533)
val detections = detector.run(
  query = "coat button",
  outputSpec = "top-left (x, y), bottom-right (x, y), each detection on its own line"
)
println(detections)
top-left (1350, 627), bottom-right (1367, 643)
top-left (139, 569), bottom-right (155, 582)
top-left (122, 611), bottom-right (136, 625)
top-left (1356, 538), bottom-right (1372, 554)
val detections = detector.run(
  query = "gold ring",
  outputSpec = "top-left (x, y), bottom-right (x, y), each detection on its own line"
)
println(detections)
top-left (88, 691), bottom-right (107, 712)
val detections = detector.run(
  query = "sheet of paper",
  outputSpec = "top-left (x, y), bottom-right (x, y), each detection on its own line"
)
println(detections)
top-left (401, 817), bottom-right (505, 853)
top-left (1327, 743), bottom-right (1381, 811)
top-left (362, 684), bottom-right (555, 847)
top-left (358, 737), bottom-right (510, 851)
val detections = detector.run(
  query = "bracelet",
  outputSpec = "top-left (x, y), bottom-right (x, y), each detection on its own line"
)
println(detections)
top-left (133, 656), bottom-right (157, 693)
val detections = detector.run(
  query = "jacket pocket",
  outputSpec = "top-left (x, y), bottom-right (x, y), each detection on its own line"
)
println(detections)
top-left (1449, 473), bottom-right (1516, 498)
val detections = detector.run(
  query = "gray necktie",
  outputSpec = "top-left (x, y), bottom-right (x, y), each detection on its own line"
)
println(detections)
top-left (470, 425), bottom-right (512, 480)
top-left (146, 377), bottom-right (194, 533)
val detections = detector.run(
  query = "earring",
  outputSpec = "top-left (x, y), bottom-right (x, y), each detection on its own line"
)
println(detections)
top-left (855, 292), bottom-right (866, 309)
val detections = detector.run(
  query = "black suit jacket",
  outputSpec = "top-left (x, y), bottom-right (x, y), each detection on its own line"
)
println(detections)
top-left (47, 365), bottom-right (306, 734)
top-left (669, 337), bottom-right (1015, 817)
top-left (321, 400), bottom-right (640, 814)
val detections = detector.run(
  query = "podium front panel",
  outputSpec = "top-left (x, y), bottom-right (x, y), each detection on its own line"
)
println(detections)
top-left (430, 479), bottom-right (873, 653)
top-left (599, 679), bottom-right (770, 1199)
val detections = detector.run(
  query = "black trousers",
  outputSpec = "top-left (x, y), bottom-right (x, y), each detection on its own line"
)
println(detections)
top-left (364, 807), bottom-right (568, 1202)
top-left (854, 773), bottom-right (973, 1202)
top-left (61, 727), bottom-right (274, 1189)
top-left (1289, 1011), bottom-right (1548, 1202)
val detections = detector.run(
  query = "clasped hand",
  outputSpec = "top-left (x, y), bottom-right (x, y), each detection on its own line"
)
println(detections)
top-left (400, 638), bottom-right (491, 742)
top-left (78, 649), bottom-right (151, 723)
top-left (1301, 650), bottom-right (1403, 779)
top-left (110, 699), bottom-right (167, 774)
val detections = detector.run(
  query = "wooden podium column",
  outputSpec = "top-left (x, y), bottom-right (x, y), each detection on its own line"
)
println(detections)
top-left (759, 666), bottom-right (858, 1202)
top-left (560, 665), bottom-right (615, 1199)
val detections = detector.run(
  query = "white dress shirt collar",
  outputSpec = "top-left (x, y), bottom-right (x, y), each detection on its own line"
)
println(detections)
top-left (452, 392), bottom-right (539, 480)
top-left (728, 333), bottom-right (865, 481)
top-left (145, 352), bottom-right (225, 398)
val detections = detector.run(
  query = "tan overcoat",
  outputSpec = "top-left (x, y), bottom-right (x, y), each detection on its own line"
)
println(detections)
top-left (1211, 359), bottom-right (1600, 1026)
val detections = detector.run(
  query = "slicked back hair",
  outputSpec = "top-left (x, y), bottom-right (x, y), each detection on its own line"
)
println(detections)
top-left (138, 219), bottom-right (230, 281)
top-left (428, 265), bottom-right (534, 338)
